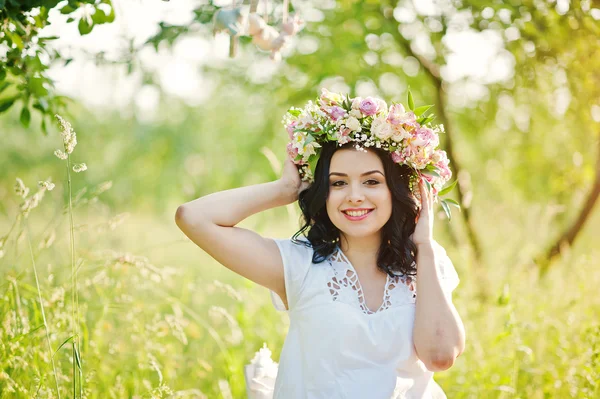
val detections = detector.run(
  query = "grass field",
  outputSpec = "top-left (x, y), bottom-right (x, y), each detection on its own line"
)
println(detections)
top-left (1, 118), bottom-right (599, 398)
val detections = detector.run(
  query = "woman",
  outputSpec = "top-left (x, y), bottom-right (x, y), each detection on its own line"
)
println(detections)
top-left (175, 90), bottom-right (465, 398)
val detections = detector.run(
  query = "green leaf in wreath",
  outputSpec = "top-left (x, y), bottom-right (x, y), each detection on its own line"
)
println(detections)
top-left (421, 168), bottom-right (440, 178)
top-left (414, 105), bottom-right (433, 116)
top-left (308, 152), bottom-right (320, 177)
top-left (438, 179), bottom-right (458, 196)
top-left (408, 89), bottom-right (414, 111)
top-left (440, 200), bottom-right (452, 220)
top-left (444, 198), bottom-right (461, 209)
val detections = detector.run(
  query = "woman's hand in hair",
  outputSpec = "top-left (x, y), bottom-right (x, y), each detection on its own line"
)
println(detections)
top-left (411, 178), bottom-right (434, 247)
top-left (278, 158), bottom-right (311, 202)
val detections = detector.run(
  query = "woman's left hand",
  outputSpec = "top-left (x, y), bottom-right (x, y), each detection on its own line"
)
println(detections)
top-left (411, 177), bottom-right (434, 247)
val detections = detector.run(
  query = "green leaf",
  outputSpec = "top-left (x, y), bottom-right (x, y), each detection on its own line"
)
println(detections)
top-left (60, 5), bottom-right (77, 14)
top-left (0, 81), bottom-right (10, 94)
top-left (407, 89), bottom-right (414, 111)
top-left (73, 342), bottom-right (82, 371)
top-left (20, 106), bottom-right (31, 127)
top-left (0, 68), bottom-right (6, 81)
top-left (5, 30), bottom-right (24, 49)
top-left (421, 168), bottom-right (440, 178)
top-left (287, 109), bottom-right (301, 117)
top-left (0, 97), bottom-right (16, 113)
top-left (414, 105), bottom-right (432, 116)
top-left (53, 335), bottom-right (75, 357)
top-left (308, 152), bottom-right (320, 177)
top-left (78, 17), bottom-right (94, 35)
top-left (421, 115), bottom-right (435, 125)
top-left (304, 134), bottom-right (314, 145)
top-left (444, 198), bottom-right (461, 209)
top-left (41, 117), bottom-right (48, 135)
top-left (440, 200), bottom-right (451, 220)
top-left (438, 179), bottom-right (458, 196)
top-left (422, 178), bottom-right (431, 192)
top-left (105, 5), bottom-right (116, 23)
top-left (92, 8), bottom-right (107, 24)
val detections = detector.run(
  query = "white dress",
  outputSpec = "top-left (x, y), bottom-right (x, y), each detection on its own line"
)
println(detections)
top-left (268, 237), bottom-right (460, 399)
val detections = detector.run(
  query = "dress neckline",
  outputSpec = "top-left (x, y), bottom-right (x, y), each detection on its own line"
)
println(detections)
top-left (334, 245), bottom-right (390, 314)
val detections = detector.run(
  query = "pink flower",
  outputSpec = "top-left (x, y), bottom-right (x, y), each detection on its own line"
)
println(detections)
top-left (387, 103), bottom-right (419, 131)
top-left (320, 88), bottom-right (343, 107)
top-left (338, 127), bottom-right (352, 144)
top-left (328, 106), bottom-right (346, 121)
top-left (359, 97), bottom-right (379, 116)
top-left (286, 121), bottom-right (298, 140)
top-left (391, 150), bottom-right (405, 164)
top-left (412, 127), bottom-right (439, 149)
top-left (287, 142), bottom-right (302, 163)
top-left (420, 174), bottom-right (439, 195)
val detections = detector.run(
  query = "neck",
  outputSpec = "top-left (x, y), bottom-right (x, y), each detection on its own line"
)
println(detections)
top-left (338, 232), bottom-right (382, 273)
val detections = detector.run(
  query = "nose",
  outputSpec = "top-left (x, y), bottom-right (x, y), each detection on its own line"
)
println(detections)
top-left (346, 182), bottom-right (365, 204)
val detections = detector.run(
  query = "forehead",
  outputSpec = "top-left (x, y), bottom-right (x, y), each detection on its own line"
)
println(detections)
top-left (329, 148), bottom-right (384, 175)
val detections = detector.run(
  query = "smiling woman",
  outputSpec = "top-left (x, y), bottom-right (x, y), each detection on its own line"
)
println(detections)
top-left (296, 141), bottom-right (420, 279)
top-left (175, 91), bottom-right (464, 399)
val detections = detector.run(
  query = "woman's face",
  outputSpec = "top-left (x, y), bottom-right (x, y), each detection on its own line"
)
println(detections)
top-left (326, 147), bottom-right (393, 240)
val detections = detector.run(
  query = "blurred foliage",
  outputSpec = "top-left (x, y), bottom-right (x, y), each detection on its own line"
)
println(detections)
top-left (0, 0), bottom-right (115, 132)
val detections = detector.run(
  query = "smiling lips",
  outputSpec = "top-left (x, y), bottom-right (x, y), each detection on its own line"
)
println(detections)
top-left (342, 208), bottom-right (374, 220)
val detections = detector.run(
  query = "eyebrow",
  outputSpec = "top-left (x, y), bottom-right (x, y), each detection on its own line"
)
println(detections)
top-left (329, 170), bottom-right (385, 177)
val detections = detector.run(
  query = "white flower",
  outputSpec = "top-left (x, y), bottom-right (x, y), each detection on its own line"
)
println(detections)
top-left (55, 114), bottom-right (77, 154)
top-left (38, 180), bottom-right (55, 191)
top-left (349, 109), bottom-right (362, 119)
top-left (73, 163), bottom-right (87, 173)
top-left (54, 149), bottom-right (68, 160)
top-left (14, 178), bottom-right (29, 198)
top-left (351, 97), bottom-right (363, 110)
top-left (303, 142), bottom-right (321, 158)
top-left (391, 126), bottom-right (409, 142)
top-left (371, 115), bottom-right (393, 140)
top-left (346, 116), bottom-right (362, 132)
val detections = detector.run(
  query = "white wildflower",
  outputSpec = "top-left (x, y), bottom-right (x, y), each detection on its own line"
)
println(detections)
top-left (38, 180), bottom-right (55, 191)
top-left (55, 114), bottom-right (77, 154)
top-left (73, 163), bottom-right (87, 173)
top-left (54, 149), bottom-right (68, 160)
top-left (14, 178), bottom-right (29, 198)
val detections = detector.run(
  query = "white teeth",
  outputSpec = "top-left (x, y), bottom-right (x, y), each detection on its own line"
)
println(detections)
top-left (344, 210), bottom-right (371, 217)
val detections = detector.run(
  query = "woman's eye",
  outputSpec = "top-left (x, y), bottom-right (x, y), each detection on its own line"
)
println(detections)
top-left (331, 180), bottom-right (380, 186)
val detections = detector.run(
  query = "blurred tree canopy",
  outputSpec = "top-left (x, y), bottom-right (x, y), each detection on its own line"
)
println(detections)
top-left (2, 0), bottom-right (599, 271)
top-left (0, 0), bottom-right (115, 131)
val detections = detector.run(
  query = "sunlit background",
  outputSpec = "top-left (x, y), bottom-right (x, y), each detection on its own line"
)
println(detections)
top-left (1, 0), bottom-right (599, 398)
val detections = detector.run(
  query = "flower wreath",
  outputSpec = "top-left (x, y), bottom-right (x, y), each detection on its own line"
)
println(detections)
top-left (283, 88), bottom-right (460, 218)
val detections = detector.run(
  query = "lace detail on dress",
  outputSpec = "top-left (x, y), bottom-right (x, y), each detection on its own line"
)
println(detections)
top-left (327, 248), bottom-right (417, 315)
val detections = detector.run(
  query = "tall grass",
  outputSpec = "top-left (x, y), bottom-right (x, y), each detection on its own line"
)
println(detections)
top-left (0, 115), bottom-right (599, 398)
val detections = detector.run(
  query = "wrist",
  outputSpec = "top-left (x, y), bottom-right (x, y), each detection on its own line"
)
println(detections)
top-left (416, 241), bottom-right (434, 251)
top-left (276, 179), bottom-right (298, 203)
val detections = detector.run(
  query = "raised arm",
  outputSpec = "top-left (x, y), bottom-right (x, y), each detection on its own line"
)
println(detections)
top-left (174, 159), bottom-right (309, 307)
